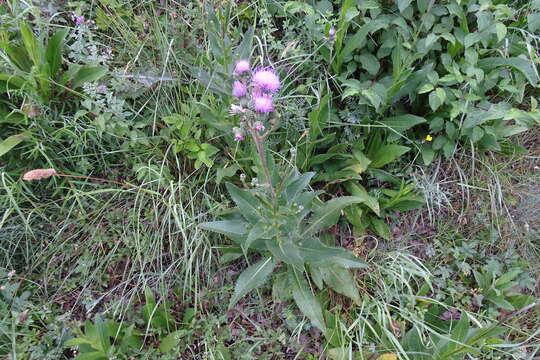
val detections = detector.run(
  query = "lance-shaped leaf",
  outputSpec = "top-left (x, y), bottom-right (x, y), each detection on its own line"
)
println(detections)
top-left (229, 257), bottom-right (276, 308)
top-left (45, 28), bottom-right (69, 78)
top-left (284, 172), bottom-right (315, 203)
top-left (0, 134), bottom-right (27, 157)
top-left (297, 237), bottom-right (368, 268)
top-left (344, 182), bottom-right (380, 215)
top-left (266, 238), bottom-right (305, 268)
top-left (245, 220), bottom-right (279, 249)
top-left (235, 26), bottom-right (254, 60)
top-left (289, 267), bottom-right (326, 332)
top-left (71, 66), bottom-right (107, 89)
top-left (198, 220), bottom-right (248, 238)
top-left (379, 114), bottom-right (426, 134)
top-left (303, 196), bottom-right (365, 236)
top-left (319, 265), bottom-right (361, 304)
top-left (226, 182), bottom-right (261, 223)
top-left (19, 23), bottom-right (42, 67)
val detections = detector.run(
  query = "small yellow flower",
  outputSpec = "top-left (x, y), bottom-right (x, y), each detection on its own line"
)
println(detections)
top-left (425, 134), bottom-right (433, 142)
top-left (378, 354), bottom-right (398, 360)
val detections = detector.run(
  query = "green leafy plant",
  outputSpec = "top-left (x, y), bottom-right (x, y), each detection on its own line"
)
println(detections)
top-left (0, 22), bottom-right (106, 160)
top-left (473, 264), bottom-right (536, 316)
top-left (293, 0), bottom-right (539, 163)
top-left (199, 58), bottom-right (369, 332)
top-left (0, 270), bottom-right (70, 358)
top-left (0, 22), bottom-right (106, 103)
top-left (200, 171), bottom-right (369, 332)
top-left (298, 98), bottom-right (425, 239)
top-left (161, 104), bottom-right (219, 169)
top-left (65, 315), bottom-right (141, 359)
top-left (400, 313), bottom-right (508, 360)
top-left (65, 288), bottom-right (196, 357)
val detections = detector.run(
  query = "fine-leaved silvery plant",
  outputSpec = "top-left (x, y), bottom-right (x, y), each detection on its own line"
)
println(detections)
top-left (199, 59), bottom-right (368, 332)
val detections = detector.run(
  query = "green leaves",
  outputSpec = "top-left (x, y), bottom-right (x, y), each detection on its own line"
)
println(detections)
top-left (198, 220), bottom-right (248, 238)
top-left (0, 134), bottom-right (27, 157)
top-left (229, 257), bottom-right (276, 308)
top-left (477, 57), bottom-right (538, 87)
top-left (70, 66), bottom-right (108, 89)
top-left (19, 23), bottom-right (42, 67)
top-left (246, 220), bottom-right (278, 249)
top-left (437, 314), bottom-right (470, 358)
top-left (297, 237), bottom-right (368, 268)
top-left (344, 182), bottom-right (379, 215)
top-left (290, 268), bottom-right (326, 332)
top-left (429, 88), bottom-right (446, 111)
top-left (45, 28), bottom-right (69, 78)
top-left (528, 13), bottom-right (540, 32)
top-left (317, 265), bottom-right (360, 304)
top-left (397, 0), bottom-right (413, 13)
top-left (226, 183), bottom-right (261, 223)
top-left (284, 171), bottom-right (315, 202)
top-left (308, 94), bottom-right (332, 143)
top-left (359, 54), bottom-right (380, 75)
top-left (235, 26), bottom-right (254, 60)
top-left (303, 196), bottom-right (366, 236)
top-left (379, 114), bottom-right (426, 135)
top-left (368, 144), bottom-right (410, 169)
top-left (158, 330), bottom-right (183, 353)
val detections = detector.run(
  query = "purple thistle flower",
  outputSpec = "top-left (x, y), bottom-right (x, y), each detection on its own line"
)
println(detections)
top-left (96, 85), bottom-right (107, 93)
top-left (73, 15), bottom-right (85, 25)
top-left (234, 59), bottom-right (250, 75)
top-left (254, 121), bottom-right (265, 132)
top-left (329, 28), bottom-right (336, 36)
top-left (232, 127), bottom-right (244, 141)
top-left (251, 68), bottom-right (280, 93)
top-left (252, 94), bottom-right (274, 113)
top-left (232, 81), bottom-right (247, 98)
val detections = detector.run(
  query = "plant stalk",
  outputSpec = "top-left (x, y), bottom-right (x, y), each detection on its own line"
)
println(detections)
top-left (249, 126), bottom-right (277, 205)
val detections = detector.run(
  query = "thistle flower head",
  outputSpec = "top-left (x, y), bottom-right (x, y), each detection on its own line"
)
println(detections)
top-left (252, 94), bottom-right (274, 113)
top-left (232, 81), bottom-right (247, 98)
top-left (234, 59), bottom-right (250, 75)
top-left (22, 168), bottom-right (57, 181)
top-left (329, 28), bottom-right (336, 36)
top-left (232, 127), bottom-right (245, 141)
top-left (254, 121), bottom-right (265, 132)
top-left (73, 14), bottom-right (85, 25)
top-left (96, 85), bottom-right (108, 93)
top-left (251, 68), bottom-right (280, 93)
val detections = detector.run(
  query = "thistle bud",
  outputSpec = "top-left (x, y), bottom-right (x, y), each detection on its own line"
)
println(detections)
top-left (232, 127), bottom-right (244, 141)
top-left (253, 121), bottom-right (265, 132)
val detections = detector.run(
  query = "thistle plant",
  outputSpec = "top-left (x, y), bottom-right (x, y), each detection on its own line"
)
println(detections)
top-left (200, 59), bottom-right (369, 332)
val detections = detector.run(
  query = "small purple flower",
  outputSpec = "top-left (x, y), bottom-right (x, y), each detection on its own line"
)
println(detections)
top-left (230, 104), bottom-right (247, 115)
top-left (73, 15), bottom-right (85, 26)
top-left (232, 127), bottom-right (244, 141)
top-left (251, 69), bottom-right (280, 93)
top-left (329, 28), bottom-right (336, 36)
top-left (254, 121), bottom-right (265, 132)
top-left (252, 94), bottom-right (274, 113)
top-left (96, 85), bottom-right (107, 93)
top-left (232, 81), bottom-right (247, 98)
top-left (234, 59), bottom-right (250, 75)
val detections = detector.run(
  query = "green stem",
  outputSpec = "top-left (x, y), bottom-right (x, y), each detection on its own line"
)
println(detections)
top-left (249, 126), bottom-right (277, 206)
